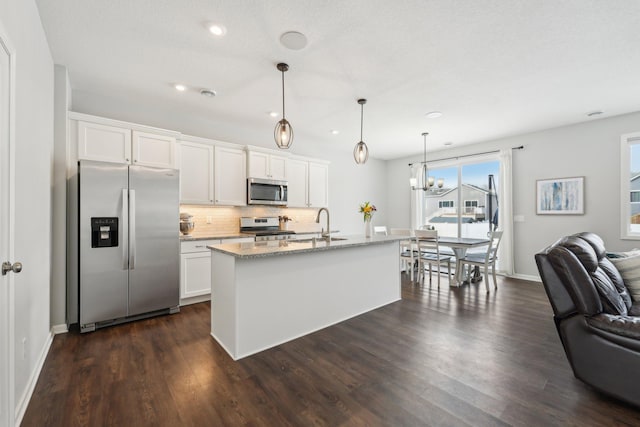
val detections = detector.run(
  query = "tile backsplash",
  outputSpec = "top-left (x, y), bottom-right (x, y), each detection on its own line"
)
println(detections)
top-left (180, 205), bottom-right (323, 236)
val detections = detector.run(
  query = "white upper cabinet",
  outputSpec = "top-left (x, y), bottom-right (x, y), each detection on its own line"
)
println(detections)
top-left (78, 121), bottom-right (131, 164)
top-left (287, 158), bottom-right (309, 208)
top-left (179, 141), bottom-right (214, 204)
top-left (77, 120), bottom-right (177, 168)
top-left (308, 161), bottom-right (329, 208)
top-left (288, 157), bottom-right (329, 208)
top-left (132, 131), bottom-right (177, 168)
top-left (247, 149), bottom-right (288, 180)
top-left (214, 145), bottom-right (246, 206)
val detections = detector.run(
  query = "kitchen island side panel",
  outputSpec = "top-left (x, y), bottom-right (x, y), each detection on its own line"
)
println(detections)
top-left (210, 251), bottom-right (238, 357)
top-left (210, 241), bottom-right (400, 360)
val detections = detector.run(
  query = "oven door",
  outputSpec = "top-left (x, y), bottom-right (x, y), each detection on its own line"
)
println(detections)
top-left (247, 178), bottom-right (288, 206)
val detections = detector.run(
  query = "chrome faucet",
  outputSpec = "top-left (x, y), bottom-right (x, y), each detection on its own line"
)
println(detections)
top-left (316, 207), bottom-right (330, 239)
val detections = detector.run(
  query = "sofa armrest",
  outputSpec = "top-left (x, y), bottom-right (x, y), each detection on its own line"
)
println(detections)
top-left (587, 313), bottom-right (640, 340)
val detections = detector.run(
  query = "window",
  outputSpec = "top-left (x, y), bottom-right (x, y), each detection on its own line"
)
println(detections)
top-left (621, 132), bottom-right (640, 238)
top-left (420, 158), bottom-right (499, 239)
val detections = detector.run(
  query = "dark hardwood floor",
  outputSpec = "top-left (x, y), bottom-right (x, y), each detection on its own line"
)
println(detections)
top-left (22, 275), bottom-right (640, 426)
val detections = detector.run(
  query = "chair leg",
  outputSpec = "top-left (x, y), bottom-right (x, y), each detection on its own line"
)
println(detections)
top-left (492, 262), bottom-right (498, 289)
top-left (484, 266), bottom-right (490, 293)
top-left (436, 261), bottom-right (440, 288)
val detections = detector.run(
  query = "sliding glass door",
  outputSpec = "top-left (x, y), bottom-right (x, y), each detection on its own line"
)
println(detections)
top-left (420, 157), bottom-right (500, 239)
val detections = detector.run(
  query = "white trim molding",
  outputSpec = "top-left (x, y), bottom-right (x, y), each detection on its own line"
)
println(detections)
top-left (14, 331), bottom-right (54, 426)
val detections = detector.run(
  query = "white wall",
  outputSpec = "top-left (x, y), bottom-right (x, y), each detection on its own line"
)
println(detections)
top-left (0, 0), bottom-right (55, 422)
top-left (50, 65), bottom-right (70, 329)
top-left (387, 111), bottom-right (640, 278)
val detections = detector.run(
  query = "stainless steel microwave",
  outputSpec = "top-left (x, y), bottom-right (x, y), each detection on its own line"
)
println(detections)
top-left (247, 177), bottom-right (288, 206)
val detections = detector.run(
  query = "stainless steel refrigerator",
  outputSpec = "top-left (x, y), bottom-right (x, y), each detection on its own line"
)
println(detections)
top-left (77, 160), bottom-right (180, 332)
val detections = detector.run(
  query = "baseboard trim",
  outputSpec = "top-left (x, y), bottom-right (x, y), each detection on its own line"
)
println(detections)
top-left (51, 323), bottom-right (68, 335)
top-left (180, 293), bottom-right (211, 306)
top-left (509, 273), bottom-right (541, 282)
top-left (14, 330), bottom-right (54, 426)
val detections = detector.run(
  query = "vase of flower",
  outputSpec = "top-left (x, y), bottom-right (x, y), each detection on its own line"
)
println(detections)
top-left (364, 217), bottom-right (372, 238)
top-left (359, 201), bottom-right (377, 238)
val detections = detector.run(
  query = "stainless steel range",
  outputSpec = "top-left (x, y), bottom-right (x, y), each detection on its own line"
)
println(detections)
top-left (240, 217), bottom-right (296, 241)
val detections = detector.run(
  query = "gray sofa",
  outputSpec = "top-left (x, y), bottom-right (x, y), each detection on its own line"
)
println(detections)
top-left (535, 232), bottom-right (640, 408)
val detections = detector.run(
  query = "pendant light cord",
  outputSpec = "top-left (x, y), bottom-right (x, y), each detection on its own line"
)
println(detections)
top-left (281, 70), bottom-right (286, 119)
top-left (360, 103), bottom-right (364, 141)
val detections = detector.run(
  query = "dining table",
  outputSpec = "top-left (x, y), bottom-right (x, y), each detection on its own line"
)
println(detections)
top-left (436, 236), bottom-right (491, 286)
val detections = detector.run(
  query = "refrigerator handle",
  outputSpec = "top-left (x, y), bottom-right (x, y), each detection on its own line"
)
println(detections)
top-left (130, 189), bottom-right (136, 270)
top-left (122, 189), bottom-right (129, 270)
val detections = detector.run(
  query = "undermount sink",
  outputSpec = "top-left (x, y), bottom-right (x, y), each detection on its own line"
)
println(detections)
top-left (290, 237), bottom-right (348, 243)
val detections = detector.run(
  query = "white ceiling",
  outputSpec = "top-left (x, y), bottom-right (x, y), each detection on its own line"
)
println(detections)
top-left (36, 0), bottom-right (640, 160)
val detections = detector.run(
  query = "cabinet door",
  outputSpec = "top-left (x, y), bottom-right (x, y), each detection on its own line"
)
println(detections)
top-left (180, 252), bottom-right (211, 299)
top-left (214, 146), bottom-right (246, 206)
top-left (247, 151), bottom-right (270, 179)
top-left (269, 155), bottom-right (288, 180)
top-left (78, 121), bottom-right (131, 164)
top-left (288, 159), bottom-right (308, 207)
top-left (132, 130), bottom-right (177, 168)
top-left (179, 142), bottom-right (214, 204)
top-left (308, 162), bottom-right (329, 208)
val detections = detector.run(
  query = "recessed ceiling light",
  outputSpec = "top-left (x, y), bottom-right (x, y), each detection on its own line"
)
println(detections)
top-left (174, 84), bottom-right (187, 92)
top-left (269, 111), bottom-right (279, 117)
top-left (331, 130), bottom-right (340, 135)
top-left (425, 111), bottom-right (443, 119)
top-left (587, 111), bottom-right (603, 117)
top-left (443, 141), bottom-right (453, 146)
top-left (280, 31), bottom-right (308, 50)
top-left (209, 24), bottom-right (227, 36)
top-left (200, 89), bottom-right (216, 97)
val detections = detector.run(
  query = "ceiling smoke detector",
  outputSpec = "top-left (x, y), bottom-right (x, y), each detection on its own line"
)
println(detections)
top-left (200, 89), bottom-right (217, 97)
top-left (280, 31), bottom-right (308, 50)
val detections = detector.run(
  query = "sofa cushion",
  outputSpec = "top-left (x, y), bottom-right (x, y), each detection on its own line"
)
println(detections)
top-left (552, 236), bottom-right (629, 315)
top-left (610, 254), bottom-right (640, 302)
top-left (587, 313), bottom-right (640, 340)
top-left (606, 249), bottom-right (640, 259)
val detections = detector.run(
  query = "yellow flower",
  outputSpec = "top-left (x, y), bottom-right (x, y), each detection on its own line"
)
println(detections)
top-left (358, 202), bottom-right (377, 222)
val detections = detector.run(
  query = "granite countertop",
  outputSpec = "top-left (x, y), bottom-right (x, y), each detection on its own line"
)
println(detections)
top-left (207, 235), bottom-right (404, 259)
top-left (180, 229), bottom-right (331, 241)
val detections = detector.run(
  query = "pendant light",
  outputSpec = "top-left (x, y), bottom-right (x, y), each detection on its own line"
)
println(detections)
top-left (410, 132), bottom-right (444, 191)
top-left (421, 132), bottom-right (431, 190)
top-left (274, 63), bottom-right (293, 149)
top-left (353, 98), bottom-right (369, 164)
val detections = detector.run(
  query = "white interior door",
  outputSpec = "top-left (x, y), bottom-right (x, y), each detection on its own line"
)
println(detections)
top-left (0, 27), bottom-right (16, 427)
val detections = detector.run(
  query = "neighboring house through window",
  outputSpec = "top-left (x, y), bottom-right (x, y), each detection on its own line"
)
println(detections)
top-left (621, 132), bottom-right (640, 239)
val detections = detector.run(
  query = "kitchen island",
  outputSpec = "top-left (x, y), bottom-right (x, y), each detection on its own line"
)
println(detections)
top-left (208, 235), bottom-right (403, 360)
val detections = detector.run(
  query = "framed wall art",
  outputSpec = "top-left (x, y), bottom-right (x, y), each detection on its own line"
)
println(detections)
top-left (536, 176), bottom-right (584, 215)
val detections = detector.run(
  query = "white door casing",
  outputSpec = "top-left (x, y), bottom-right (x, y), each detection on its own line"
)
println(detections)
top-left (0, 23), bottom-right (16, 427)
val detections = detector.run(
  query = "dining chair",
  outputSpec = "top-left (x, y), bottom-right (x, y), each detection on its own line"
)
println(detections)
top-left (415, 229), bottom-right (452, 288)
top-left (391, 228), bottom-right (415, 280)
top-left (374, 226), bottom-right (388, 235)
top-left (458, 230), bottom-right (503, 292)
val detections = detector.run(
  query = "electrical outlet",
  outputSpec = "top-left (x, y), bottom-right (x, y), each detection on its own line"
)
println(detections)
top-left (22, 338), bottom-right (26, 360)
top-left (206, 216), bottom-right (212, 224)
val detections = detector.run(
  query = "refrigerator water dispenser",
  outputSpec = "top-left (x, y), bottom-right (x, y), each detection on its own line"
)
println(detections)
top-left (91, 217), bottom-right (118, 248)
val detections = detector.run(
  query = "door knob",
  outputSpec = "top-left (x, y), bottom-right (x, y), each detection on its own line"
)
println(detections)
top-left (2, 261), bottom-right (22, 275)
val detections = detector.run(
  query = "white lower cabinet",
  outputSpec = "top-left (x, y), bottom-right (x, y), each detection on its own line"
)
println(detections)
top-left (180, 237), bottom-right (254, 304)
top-left (180, 240), bottom-right (219, 302)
